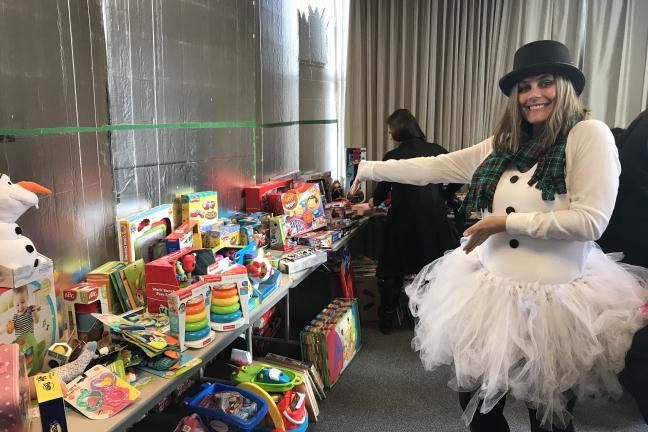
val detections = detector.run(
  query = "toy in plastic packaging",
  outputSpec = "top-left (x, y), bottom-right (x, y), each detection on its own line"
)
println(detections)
top-left (174, 413), bottom-right (209, 432)
top-left (64, 364), bottom-right (141, 419)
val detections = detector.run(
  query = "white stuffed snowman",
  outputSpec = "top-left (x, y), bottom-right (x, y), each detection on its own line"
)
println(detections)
top-left (0, 174), bottom-right (51, 270)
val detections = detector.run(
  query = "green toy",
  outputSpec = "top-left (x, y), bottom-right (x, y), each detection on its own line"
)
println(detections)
top-left (231, 363), bottom-right (303, 393)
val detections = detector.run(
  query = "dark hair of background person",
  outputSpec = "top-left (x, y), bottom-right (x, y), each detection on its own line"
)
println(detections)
top-left (386, 109), bottom-right (426, 142)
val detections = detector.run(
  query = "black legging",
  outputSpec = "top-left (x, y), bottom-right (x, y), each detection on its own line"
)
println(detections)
top-left (458, 392), bottom-right (576, 432)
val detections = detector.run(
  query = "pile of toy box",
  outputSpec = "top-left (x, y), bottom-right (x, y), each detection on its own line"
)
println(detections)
top-left (300, 298), bottom-right (361, 388)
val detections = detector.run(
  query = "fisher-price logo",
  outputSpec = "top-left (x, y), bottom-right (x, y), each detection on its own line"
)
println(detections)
top-left (282, 192), bottom-right (298, 211)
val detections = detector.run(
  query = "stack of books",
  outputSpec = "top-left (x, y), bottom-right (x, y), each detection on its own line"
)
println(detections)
top-left (87, 259), bottom-right (146, 313)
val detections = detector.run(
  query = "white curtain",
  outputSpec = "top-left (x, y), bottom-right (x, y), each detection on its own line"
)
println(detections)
top-left (345, 0), bottom-right (648, 162)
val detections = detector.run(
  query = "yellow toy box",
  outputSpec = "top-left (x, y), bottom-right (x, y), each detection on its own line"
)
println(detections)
top-left (180, 191), bottom-right (219, 228)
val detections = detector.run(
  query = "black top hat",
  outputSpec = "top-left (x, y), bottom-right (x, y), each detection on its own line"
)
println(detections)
top-left (499, 40), bottom-right (586, 96)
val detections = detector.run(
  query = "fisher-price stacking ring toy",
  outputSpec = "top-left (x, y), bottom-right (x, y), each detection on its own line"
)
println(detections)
top-left (184, 296), bottom-right (215, 348)
top-left (211, 295), bottom-right (240, 307)
top-left (211, 302), bottom-right (241, 315)
top-left (212, 287), bottom-right (238, 299)
top-left (185, 308), bottom-right (207, 323)
top-left (185, 297), bottom-right (205, 316)
top-left (211, 309), bottom-right (243, 323)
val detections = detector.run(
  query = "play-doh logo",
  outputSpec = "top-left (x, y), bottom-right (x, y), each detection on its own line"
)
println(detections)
top-left (282, 192), bottom-right (298, 211)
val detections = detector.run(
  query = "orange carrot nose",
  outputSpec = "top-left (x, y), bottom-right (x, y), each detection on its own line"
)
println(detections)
top-left (17, 181), bottom-right (52, 195)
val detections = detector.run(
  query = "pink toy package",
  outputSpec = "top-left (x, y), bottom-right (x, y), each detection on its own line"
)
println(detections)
top-left (64, 364), bottom-right (140, 419)
top-left (0, 344), bottom-right (30, 431)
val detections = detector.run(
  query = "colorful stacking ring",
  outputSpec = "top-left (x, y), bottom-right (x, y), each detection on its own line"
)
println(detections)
top-left (185, 325), bottom-right (211, 341)
top-left (185, 298), bottom-right (205, 315)
top-left (212, 287), bottom-right (238, 299)
top-left (211, 309), bottom-right (242, 323)
top-left (211, 296), bottom-right (239, 307)
top-left (185, 308), bottom-right (207, 323)
top-left (211, 303), bottom-right (240, 315)
top-left (185, 317), bottom-right (209, 332)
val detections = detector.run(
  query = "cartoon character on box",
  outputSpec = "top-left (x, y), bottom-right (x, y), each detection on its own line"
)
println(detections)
top-left (280, 183), bottom-right (326, 236)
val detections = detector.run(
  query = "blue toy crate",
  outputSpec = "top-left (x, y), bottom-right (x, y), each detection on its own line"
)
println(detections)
top-left (186, 382), bottom-right (268, 432)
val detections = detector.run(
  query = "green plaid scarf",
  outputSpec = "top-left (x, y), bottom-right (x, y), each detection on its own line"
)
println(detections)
top-left (460, 131), bottom-right (570, 213)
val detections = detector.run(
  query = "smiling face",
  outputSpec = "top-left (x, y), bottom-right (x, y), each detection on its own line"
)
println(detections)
top-left (517, 74), bottom-right (557, 133)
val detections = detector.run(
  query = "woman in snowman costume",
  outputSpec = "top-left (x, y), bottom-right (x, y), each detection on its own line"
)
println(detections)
top-left (352, 40), bottom-right (648, 431)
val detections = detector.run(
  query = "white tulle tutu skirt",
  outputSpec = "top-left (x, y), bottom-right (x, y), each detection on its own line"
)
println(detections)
top-left (405, 244), bottom-right (648, 428)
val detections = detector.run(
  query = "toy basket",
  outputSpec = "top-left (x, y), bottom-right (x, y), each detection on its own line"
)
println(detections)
top-left (186, 382), bottom-right (268, 432)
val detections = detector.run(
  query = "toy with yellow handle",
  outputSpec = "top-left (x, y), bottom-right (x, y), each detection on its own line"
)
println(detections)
top-left (237, 381), bottom-right (285, 432)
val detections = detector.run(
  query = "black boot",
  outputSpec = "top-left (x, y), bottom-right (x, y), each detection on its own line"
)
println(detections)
top-left (378, 277), bottom-right (403, 334)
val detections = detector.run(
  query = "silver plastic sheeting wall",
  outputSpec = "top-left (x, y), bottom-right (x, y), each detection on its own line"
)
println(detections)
top-left (103, 0), bottom-right (257, 218)
top-left (257, 0), bottom-right (300, 181)
top-left (0, 0), bottom-right (115, 282)
top-left (298, 6), bottom-right (338, 177)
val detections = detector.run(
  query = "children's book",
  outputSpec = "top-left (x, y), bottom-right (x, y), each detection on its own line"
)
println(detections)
top-left (64, 365), bottom-right (140, 419)
top-left (122, 259), bottom-right (146, 308)
top-left (137, 353), bottom-right (201, 379)
top-left (87, 261), bottom-right (126, 313)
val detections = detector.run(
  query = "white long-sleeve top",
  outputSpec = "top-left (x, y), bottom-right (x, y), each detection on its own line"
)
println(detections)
top-left (356, 119), bottom-right (620, 243)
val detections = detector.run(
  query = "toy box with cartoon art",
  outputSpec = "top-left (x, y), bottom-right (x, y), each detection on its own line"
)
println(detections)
top-left (180, 191), bottom-right (219, 228)
top-left (145, 248), bottom-right (217, 314)
top-left (203, 220), bottom-right (241, 249)
top-left (300, 298), bottom-right (361, 388)
top-left (63, 282), bottom-right (110, 343)
top-left (166, 220), bottom-right (201, 254)
top-left (118, 204), bottom-right (175, 263)
top-left (268, 215), bottom-right (297, 252)
top-left (168, 281), bottom-right (215, 351)
top-left (202, 265), bottom-right (250, 332)
top-left (0, 272), bottom-right (58, 375)
top-left (275, 183), bottom-right (327, 236)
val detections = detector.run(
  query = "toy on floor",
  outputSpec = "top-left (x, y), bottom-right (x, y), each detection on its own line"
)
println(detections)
top-left (184, 297), bottom-right (214, 349)
top-left (0, 174), bottom-right (51, 270)
top-left (231, 364), bottom-right (303, 393)
top-left (186, 382), bottom-right (268, 432)
top-left (173, 413), bottom-right (209, 432)
top-left (276, 390), bottom-right (308, 431)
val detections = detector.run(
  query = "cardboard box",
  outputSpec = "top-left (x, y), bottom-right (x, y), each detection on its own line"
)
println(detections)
top-left (293, 230), bottom-right (342, 249)
top-left (300, 298), bottom-right (361, 388)
top-left (118, 205), bottom-right (174, 263)
top-left (145, 248), bottom-right (217, 314)
top-left (166, 220), bottom-right (201, 254)
top-left (269, 215), bottom-right (296, 252)
top-left (63, 282), bottom-right (109, 343)
top-left (34, 370), bottom-right (68, 432)
top-left (275, 183), bottom-right (327, 235)
top-left (0, 254), bottom-right (53, 289)
top-left (168, 281), bottom-right (215, 351)
top-left (278, 248), bottom-right (327, 274)
top-left (0, 264), bottom-right (57, 375)
top-left (203, 221), bottom-right (240, 249)
top-left (202, 265), bottom-right (250, 332)
top-left (180, 191), bottom-right (219, 227)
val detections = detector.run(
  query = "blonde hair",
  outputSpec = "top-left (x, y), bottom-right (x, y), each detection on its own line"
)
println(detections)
top-left (493, 76), bottom-right (590, 153)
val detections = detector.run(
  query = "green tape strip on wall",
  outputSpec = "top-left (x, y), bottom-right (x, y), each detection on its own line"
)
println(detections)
top-left (0, 119), bottom-right (337, 136)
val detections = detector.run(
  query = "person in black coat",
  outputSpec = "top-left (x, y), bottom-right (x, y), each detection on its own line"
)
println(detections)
top-left (598, 109), bottom-right (648, 424)
top-left (372, 109), bottom-right (461, 334)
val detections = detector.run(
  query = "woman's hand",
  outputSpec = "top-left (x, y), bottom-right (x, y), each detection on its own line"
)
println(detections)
top-left (462, 216), bottom-right (507, 254)
top-left (350, 179), bottom-right (361, 195)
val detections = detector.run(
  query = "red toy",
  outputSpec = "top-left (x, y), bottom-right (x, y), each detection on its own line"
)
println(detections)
top-left (145, 248), bottom-right (216, 313)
